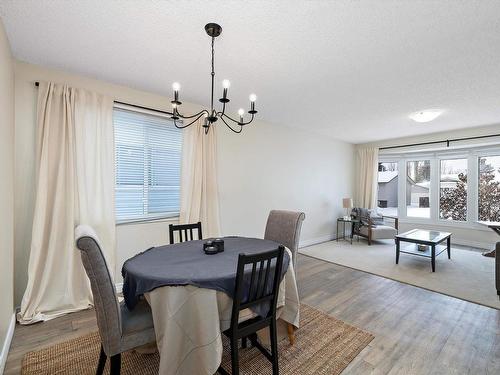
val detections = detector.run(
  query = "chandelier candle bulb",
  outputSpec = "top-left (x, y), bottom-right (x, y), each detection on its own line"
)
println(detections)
top-left (172, 82), bottom-right (180, 102)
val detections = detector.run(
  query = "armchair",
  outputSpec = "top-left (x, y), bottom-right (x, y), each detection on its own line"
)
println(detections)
top-left (351, 207), bottom-right (398, 245)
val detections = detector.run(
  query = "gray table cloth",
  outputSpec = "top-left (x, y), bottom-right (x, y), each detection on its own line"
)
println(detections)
top-left (122, 236), bottom-right (289, 310)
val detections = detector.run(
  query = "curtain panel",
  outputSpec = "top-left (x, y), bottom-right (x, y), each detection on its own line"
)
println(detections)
top-left (179, 118), bottom-right (221, 237)
top-left (355, 147), bottom-right (379, 209)
top-left (18, 82), bottom-right (115, 324)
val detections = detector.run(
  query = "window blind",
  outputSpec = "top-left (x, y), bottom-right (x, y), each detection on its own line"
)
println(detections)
top-left (114, 106), bottom-right (182, 222)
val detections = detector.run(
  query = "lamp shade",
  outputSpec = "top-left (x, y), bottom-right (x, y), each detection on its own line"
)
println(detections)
top-left (342, 198), bottom-right (353, 209)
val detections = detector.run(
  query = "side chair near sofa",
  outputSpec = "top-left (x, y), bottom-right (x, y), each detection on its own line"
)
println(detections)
top-left (351, 207), bottom-right (398, 245)
top-left (75, 225), bottom-right (156, 375)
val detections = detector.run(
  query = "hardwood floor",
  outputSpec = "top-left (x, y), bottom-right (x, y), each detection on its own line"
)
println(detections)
top-left (5, 254), bottom-right (500, 374)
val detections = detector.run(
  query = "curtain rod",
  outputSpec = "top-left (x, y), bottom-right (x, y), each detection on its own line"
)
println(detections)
top-left (34, 81), bottom-right (174, 116)
top-left (380, 133), bottom-right (500, 150)
top-left (34, 82), bottom-right (500, 142)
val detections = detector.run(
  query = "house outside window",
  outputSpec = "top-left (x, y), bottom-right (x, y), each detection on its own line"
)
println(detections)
top-left (378, 146), bottom-right (500, 228)
top-left (406, 160), bottom-right (431, 218)
top-left (377, 162), bottom-right (398, 217)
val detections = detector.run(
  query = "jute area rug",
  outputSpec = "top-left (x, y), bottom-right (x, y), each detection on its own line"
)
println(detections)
top-left (22, 304), bottom-right (373, 375)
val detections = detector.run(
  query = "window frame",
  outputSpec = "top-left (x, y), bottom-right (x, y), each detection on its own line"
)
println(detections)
top-left (114, 104), bottom-right (183, 225)
top-left (379, 145), bottom-right (499, 231)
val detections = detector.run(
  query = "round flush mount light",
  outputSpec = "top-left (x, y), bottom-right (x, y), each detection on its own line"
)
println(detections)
top-left (409, 109), bottom-right (443, 123)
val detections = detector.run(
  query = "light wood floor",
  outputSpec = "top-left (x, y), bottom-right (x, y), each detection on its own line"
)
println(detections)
top-left (5, 254), bottom-right (500, 374)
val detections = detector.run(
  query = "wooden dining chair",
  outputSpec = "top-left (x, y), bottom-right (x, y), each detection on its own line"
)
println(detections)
top-left (169, 221), bottom-right (203, 244)
top-left (218, 246), bottom-right (285, 375)
top-left (75, 225), bottom-right (156, 375)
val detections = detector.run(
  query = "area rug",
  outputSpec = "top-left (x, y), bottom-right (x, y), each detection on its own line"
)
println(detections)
top-left (22, 304), bottom-right (373, 375)
top-left (300, 239), bottom-right (500, 309)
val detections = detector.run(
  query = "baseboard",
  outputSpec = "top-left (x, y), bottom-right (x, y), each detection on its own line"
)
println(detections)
top-left (0, 313), bottom-right (16, 375)
top-left (452, 238), bottom-right (494, 251)
top-left (299, 234), bottom-right (336, 248)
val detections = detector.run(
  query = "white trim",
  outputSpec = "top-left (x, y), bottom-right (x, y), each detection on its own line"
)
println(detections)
top-left (0, 313), bottom-right (16, 375)
top-left (299, 234), bottom-right (336, 248)
top-left (115, 282), bottom-right (123, 294)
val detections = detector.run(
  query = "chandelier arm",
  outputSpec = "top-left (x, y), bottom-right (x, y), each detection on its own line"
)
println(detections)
top-left (220, 112), bottom-right (255, 126)
top-left (173, 112), bottom-right (206, 129)
top-left (175, 108), bottom-right (209, 119)
top-left (219, 115), bottom-right (243, 133)
top-left (220, 101), bottom-right (226, 117)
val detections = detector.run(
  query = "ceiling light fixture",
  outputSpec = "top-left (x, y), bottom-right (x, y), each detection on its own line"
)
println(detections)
top-left (409, 109), bottom-right (443, 123)
top-left (170, 23), bottom-right (257, 134)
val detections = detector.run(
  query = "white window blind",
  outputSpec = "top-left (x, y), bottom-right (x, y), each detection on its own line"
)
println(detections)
top-left (114, 106), bottom-right (182, 222)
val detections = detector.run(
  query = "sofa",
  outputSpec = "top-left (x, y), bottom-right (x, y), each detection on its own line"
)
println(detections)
top-left (351, 207), bottom-right (398, 245)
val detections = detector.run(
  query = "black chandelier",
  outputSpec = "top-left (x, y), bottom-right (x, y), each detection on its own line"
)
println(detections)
top-left (170, 23), bottom-right (257, 134)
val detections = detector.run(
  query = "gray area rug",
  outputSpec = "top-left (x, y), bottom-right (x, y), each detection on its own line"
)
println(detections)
top-left (300, 239), bottom-right (499, 309)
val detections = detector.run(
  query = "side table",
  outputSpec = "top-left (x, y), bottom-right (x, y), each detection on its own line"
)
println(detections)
top-left (336, 217), bottom-right (359, 244)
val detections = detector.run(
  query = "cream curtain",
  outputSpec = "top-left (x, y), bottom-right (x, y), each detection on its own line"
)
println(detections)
top-left (18, 82), bottom-right (115, 324)
top-left (355, 147), bottom-right (379, 209)
top-left (179, 119), bottom-right (221, 237)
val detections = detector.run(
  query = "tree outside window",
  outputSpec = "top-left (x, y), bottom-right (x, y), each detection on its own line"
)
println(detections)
top-left (439, 159), bottom-right (467, 221)
top-left (478, 156), bottom-right (500, 222)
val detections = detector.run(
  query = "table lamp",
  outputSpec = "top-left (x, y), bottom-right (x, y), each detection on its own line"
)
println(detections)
top-left (342, 198), bottom-right (353, 219)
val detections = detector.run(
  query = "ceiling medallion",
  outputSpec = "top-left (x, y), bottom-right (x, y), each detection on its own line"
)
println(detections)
top-left (170, 23), bottom-right (257, 134)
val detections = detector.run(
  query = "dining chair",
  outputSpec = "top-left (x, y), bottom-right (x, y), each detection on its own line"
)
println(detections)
top-left (75, 225), bottom-right (156, 375)
top-left (218, 246), bottom-right (285, 375)
top-left (264, 210), bottom-right (305, 273)
top-left (169, 221), bottom-right (203, 244)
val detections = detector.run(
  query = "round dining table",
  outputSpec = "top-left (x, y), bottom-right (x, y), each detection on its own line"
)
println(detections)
top-left (121, 237), bottom-right (300, 375)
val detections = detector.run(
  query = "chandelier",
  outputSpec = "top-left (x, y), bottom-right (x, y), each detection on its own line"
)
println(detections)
top-left (170, 23), bottom-right (257, 134)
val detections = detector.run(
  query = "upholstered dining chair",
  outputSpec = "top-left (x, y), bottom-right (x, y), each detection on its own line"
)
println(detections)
top-left (75, 225), bottom-right (156, 375)
top-left (169, 221), bottom-right (203, 244)
top-left (264, 210), bottom-right (305, 273)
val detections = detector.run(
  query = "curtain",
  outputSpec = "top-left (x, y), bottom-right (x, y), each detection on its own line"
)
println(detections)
top-left (17, 82), bottom-right (115, 324)
top-left (355, 147), bottom-right (379, 209)
top-left (179, 118), bottom-right (221, 237)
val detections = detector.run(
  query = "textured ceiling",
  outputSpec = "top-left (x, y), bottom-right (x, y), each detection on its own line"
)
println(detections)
top-left (1, 0), bottom-right (500, 143)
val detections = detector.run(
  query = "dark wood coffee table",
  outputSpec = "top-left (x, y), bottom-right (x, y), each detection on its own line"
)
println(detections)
top-left (395, 229), bottom-right (451, 272)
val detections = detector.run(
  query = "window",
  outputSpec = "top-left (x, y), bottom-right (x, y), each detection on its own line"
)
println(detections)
top-left (114, 107), bottom-right (182, 222)
top-left (439, 158), bottom-right (467, 221)
top-left (406, 160), bottom-right (431, 218)
top-left (377, 162), bottom-right (398, 217)
top-left (478, 155), bottom-right (500, 222)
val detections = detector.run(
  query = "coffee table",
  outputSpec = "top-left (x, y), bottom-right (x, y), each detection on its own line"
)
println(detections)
top-left (395, 229), bottom-right (451, 272)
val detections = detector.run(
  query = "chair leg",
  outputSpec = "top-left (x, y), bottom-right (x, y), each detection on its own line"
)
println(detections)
top-left (286, 323), bottom-right (295, 345)
top-left (96, 345), bottom-right (106, 375)
top-left (110, 353), bottom-right (121, 375)
top-left (242, 336), bottom-right (248, 348)
top-left (230, 337), bottom-right (239, 375)
top-left (270, 320), bottom-right (279, 375)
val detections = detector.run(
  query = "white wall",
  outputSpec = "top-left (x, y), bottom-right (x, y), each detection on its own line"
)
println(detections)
top-left (14, 61), bottom-right (355, 303)
top-left (0, 18), bottom-right (15, 373)
top-left (358, 124), bottom-right (500, 249)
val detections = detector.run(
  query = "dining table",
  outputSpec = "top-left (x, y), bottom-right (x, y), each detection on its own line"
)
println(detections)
top-left (122, 236), bottom-right (300, 375)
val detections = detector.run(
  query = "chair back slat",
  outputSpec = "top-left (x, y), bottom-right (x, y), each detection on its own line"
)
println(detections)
top-left (230, 246), bottom-right (285, 327)
top-left (169, 222), bottom-right (203, 244)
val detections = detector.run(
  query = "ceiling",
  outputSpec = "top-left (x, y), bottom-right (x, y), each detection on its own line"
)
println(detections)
top-left (1, 0), bottom-right (500, 143)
